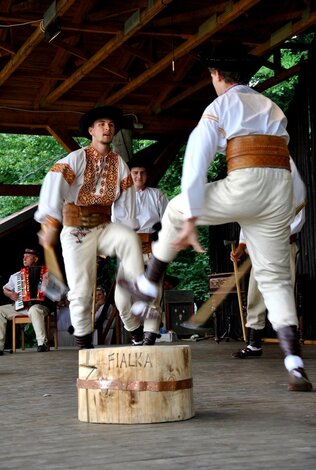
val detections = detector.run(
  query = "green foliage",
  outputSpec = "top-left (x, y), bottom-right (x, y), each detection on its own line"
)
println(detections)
top-left (23, 323), bottom-right (37, 349)
top-left (158, 148), bottom-right (227, 305)
top-left (250, 33), bottom-right (313, 111)
top-left (0, 134), bottom-right (66, 218)
top-left (157, 147), bottom-right (184, 199)
top-left (96, 257), bottom-right (118, 292)
top-left (0, 196), bottom-right (38, 219)
top-left (207, 153), bottom-right (227, 182)
top-left (133, 139), bottom-right (157, 153)
top-left (0, 134), bottom-right (65, 184)
top-left (165, 227), bottom-right (211, 305)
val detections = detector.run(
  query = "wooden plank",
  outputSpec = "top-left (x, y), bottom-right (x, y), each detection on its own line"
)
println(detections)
top-left (45, 0), bottom-right (173, 104)
top-left (0, 341), bottom-right (315, 468)
top-left (0, 0), bottom-right (77, 87)
top-left (0, 184), bottom-right (41, 196)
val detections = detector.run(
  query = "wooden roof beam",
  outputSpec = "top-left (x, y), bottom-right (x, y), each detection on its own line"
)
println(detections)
top-left (33, 1), bottom-right (94, 110)
top-left (153, 4), bottom-right (227, 27)
top-left (0, 0), bottom-right (77, 88)
top-left (49, 39), bottom-right (129, 80)
top-left (155, 10), bottom-right (316, 113)
top-left (0, 107), bottom-right (81, 129)
top-left (45, 0), bottom-right (173, 105)
top-left (251, 8), bottom-right (316, 56)
top-left (105, 0), bottom-right (260, 105)
top-left (151, 55), bottom-right (196, 112)
top-left (254, 63), bottom-right (302, 93)
top-left (158, 78), bottom-right (211, 113)
top-left (0, 39), bottom-right (15, 55)
top-left (87, 2), bottom-right (148, 22)
top-left (46, 125), bottom-right (80, 153)
top-left (157, 60), bottom-right (304, 114)
top-left (0, 185), bottom-right (40, 196)
top-left (58, 22), bottom-right (119, 35)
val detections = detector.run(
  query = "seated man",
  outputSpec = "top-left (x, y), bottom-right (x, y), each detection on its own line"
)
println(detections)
top-left (0, 248), bottom-right (51, 355)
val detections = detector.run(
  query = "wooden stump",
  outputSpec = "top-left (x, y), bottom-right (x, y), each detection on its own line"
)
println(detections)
top-left (77, 345), bottom-right (194, 424)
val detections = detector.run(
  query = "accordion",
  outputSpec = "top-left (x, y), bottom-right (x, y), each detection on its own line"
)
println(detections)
top-left (14, 266), bottom-right (48, 311)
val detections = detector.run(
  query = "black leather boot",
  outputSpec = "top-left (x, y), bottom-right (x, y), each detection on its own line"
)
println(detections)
top-left (130, 325), bottom-right (144, 346)
top-left (145, 256), bottom-right (168, 283)
top-left (249, 327), bottom-right (263, 349)
top-left (277, 325), bottom-right (301, 356)
top-left (74, 333), bottom-right (94, 350)
top-left (232, 328), bottom-right (263, 358)
top-left (143, 331), bottom-right (158, 345)
top-left (277, 325), bottom-right (312, 392)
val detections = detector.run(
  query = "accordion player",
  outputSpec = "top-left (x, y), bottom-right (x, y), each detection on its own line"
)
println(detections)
top-left (0, 248), bottom-right (53, 354)
top-left (14, 266), bottom-right (49, 311)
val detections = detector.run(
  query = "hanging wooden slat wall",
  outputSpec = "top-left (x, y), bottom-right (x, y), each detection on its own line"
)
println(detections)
top-left (287, 39), bottom-right (316, 340)
top-left (208, 37), bottom-right (316, 340)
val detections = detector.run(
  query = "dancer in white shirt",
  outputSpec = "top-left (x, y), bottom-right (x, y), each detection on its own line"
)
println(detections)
top-left (35, 106), bottom-right (147, 350)
top-left (119, 43), bottom-right (312, 391)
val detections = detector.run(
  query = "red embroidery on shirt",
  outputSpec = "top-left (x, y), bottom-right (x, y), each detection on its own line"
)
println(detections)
top-left (51, 163), bottom-right (75, 185)
top-left (77, 145), bottom-right (119, 205)
top-left (121, 173), bottom-right (133, 193)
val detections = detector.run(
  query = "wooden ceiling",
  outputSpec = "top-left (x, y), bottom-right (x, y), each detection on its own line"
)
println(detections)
top-left (0, 0), bottom-right (315, 149)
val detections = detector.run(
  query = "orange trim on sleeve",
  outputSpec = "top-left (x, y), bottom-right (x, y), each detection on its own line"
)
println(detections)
top-left (201, 113), bottom-right (219, 123)
top-left (120, 173), bottom-right (134, 193)
top-left (51, 163), bottom-right (76, 185)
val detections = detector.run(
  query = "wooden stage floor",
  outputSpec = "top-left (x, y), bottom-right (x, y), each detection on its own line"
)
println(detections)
top-left (0, 339), bottom-right (315, 469)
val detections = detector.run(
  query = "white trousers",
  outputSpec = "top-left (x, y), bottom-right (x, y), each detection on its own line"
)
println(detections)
top-left (0, 303), bottom-right (49, 350)
top-left (246, 242), bottom-right (298, 330)
top-left (60, 223), bottom-right (145, 337)
top-left (153, 167), bottom-right (298, 331)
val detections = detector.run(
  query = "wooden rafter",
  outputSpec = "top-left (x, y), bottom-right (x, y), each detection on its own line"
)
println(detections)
top-left (46, 125), bottom-right (80, 153)
top-left (105, 0), bottom-right (260, 105)
top-left (45, 0), bottom-right (173, 104)
top-left (0, 0), bottom-right (77, 88)
top-left (0, 0), bottom-right (314, 140)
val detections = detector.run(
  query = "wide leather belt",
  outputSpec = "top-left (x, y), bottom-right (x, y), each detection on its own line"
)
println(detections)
top-left (226, 135), bottom-right (290, 173)
top-left (63, 203), bottom-right (111, 228)
top-left (138, 233), bottom-right (152, 254)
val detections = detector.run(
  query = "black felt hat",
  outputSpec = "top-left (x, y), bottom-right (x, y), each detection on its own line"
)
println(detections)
top-left (199, 42), bottom-right (261, 82)
top-left (128, 155), bottom-right (153, 173)
top-left (79, 105), bottom-right (123, 139)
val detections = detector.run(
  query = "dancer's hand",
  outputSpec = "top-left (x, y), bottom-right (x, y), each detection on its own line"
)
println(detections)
top-left (38, 224), bottom-right (60, 248)
top-left (171, 218), bottom-right (205, 253)
top-left (230, 243), bottom-right (246, 262)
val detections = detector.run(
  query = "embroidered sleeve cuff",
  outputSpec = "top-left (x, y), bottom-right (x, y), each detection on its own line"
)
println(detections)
top-left (45, 216), bottom-right (62, 230)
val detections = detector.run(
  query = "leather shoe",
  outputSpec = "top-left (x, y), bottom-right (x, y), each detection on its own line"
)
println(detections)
top-left (74, 333), bottom-right (94, 350)
top-left (232, 346), bottom-right (263, 358)
top-left (0, 350), bottom-right (3, 356)
top-left (143, 332), bottom-right (157, 345)
top-left (37, 339), bottom-right (50, 352)
top-left (288, 368), bottom-right (313, 391)
top-left (118, 278), bottom-right (156, 302)
top-left (131, 325), bottom-right (144, 346)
